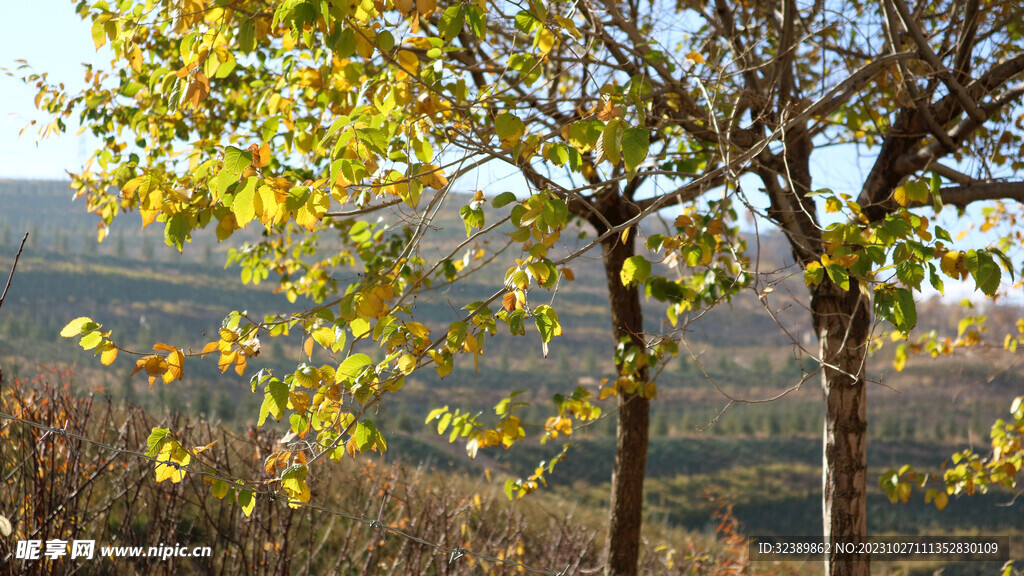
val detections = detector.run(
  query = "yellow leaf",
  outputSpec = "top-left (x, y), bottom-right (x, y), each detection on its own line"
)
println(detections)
top-left (934, 490), bottom-right (948, 510)
top-left (893, 185), bottom-right (909, 207)
top-left (406, 321), bottom-right (430, 340)
top-left (155, 449), bottom-right (189, 484)
top-left (940, 251), bottom-right (961, 277)
top-left (686, 51), bottom-right (705, 64)
top-left (218, 350), bottom-right (236, 372)
top-left (350, 318), bottom-right (371, 338)
top-left (60, 317), bottom-right (94, 337)
top-left (416, 0), bottom-right (436, 16)
top-left (537, 28), bottom-right (555, 54)
top-left (396, 49), bottom-right (419, 70)
top-left (129, 44), bottom-right (143, 73)
top-left (835, 254), bottom-right (859, 267)
top-left (184, 72), bottom-right (210, 108)
top-left (398, 354), bottom-right (417, 375)
top-left (165, 349), bottom-right (185, 382)
top-left (288, 391), bottom-right (311, 413)
top-left (502, 292), bottom-right (517, 312)
top-left (100, 346), bottom-right (118, 366)
top-left (253, 143), bottom-right (271, 168)
top-left (193, 441), bottom-right (216, 455)
top-left (238, 491), bottom-right (256, 517)
top-left (140, 209), bottom-right (159, 229)
top-left (303, 337), bottom-right (314, 358)
top-left (201, 341), bottom-right (219, 356)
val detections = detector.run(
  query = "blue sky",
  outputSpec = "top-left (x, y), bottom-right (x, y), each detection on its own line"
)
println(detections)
top-left (1, 0), bottom-right (111, 179)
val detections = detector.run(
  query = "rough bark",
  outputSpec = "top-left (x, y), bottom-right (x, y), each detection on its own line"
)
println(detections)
top-left (600, 228), bottom-right (649, 576)
top-left (812, 277), bottom-right (871, 576)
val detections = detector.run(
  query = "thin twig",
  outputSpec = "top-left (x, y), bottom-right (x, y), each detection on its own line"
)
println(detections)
top-left (0, 232), bottom-right (29, 313)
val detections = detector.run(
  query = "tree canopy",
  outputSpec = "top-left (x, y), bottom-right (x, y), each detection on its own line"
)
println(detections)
top-left (24, 0), bottom-right (1024, 574)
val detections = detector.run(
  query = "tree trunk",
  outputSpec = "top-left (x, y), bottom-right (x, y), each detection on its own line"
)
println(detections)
top-left (601, 232), bottom-right (649, 576)
top-left (813, 277), bottom-right (871, 576)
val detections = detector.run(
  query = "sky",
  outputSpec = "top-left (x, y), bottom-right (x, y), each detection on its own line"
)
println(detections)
top-left (0, 0), bottom-right (111, 180)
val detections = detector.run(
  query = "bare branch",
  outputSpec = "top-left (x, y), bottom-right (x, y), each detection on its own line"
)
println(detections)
top-left (0, 233), bottom-right (28, 313)
top-left (929, 162), bottom-right (974, 184)
top-left (888, 0), bottom-right (987, 123)
top-left (936, 181), bottom-right (1024, 208)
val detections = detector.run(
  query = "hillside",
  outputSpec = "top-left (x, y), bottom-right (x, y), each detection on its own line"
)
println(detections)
top-left (1, 179), bottom-right (1022, 565)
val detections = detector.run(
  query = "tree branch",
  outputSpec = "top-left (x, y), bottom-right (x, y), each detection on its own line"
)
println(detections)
top-left (929, 162), bottom-right (974, 184)
top-left (953, 0), bottom-right (980, 83)
top-left (0, 233), bottom-right (29, 313)
top-left (936, 181), bottom-right (1024, 208)
top-left (888, 0), bottom-right (986, 123)
top-left (858, 52), bottom-right (1024, 217)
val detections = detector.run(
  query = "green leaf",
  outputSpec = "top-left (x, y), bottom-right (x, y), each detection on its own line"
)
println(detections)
top-left (289, 413), bottom-right (309, 437)
top-left (546, 143), bottom-right (570, 166)
top-left (620, 255), bottom-right (651, 286)
top-left (904, 178), bottom-right (929, 203)
top-left (217, 146), bottom-right (253, 197)
top-left (164, 214), bottom-right (190, 252)
top-left (492, 191), bottom-right (518, 208)
top-left (896, 261), bottom-right (924, 291)
top-left (824, 264), bottom-right (850, 291)
top-left (353, 420), bottom-right (380, 451)
top-left (621, 127), bottom-right (649, 172)
top-left (927, 263), bottom-right (944, 295)
top-left (464, 4), bottom-right (486, 37)
top-left (146, 427), bottom-right (171, 457)
top-left (357, 127), bottom-right (389, 156)
top-left (281, 463), bottom-right (308, 492)
top-left (514, 10), bottom-right (539, 33)
top-left (232, 177), bottom-right (258, 227)
top-left (376, 29), bottom-right (395, 51)
top-left (459, 205), bottom-right (485, 237)
top-left (258, 378), bottom-right (289, 427)
top-left (211, 479), bottom-right (230, 499)
top-left (238, 19), bottom-right (256, 52)
top-left (893, 288), bottom-right (917, 333)
top-left (261, 117), bottom-right (280, 143)
top-left (533, 304), bottom-right (562, 344)
top-left (438, 5), bottom-right (465, 41)
top-left (237, 489), bottom-right (255, 516)
top-left (965, 250), bottom-right (1001, 296)
top-left (79, 331), bottom-right (103, 350)
top-left (495, 113), bottom-right (525, 141)
top-left (337, 353), bottom-right (373, 379)
top-left (446, 321), bottom-right (468, 351)
top-left (602, 118), bottom-right (623, 165)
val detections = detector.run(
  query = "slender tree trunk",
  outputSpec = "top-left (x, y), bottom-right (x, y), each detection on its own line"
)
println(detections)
top-left (600, 232), bottom-right (649, 576)
top-left (813, 277), bottom-right (871, 576)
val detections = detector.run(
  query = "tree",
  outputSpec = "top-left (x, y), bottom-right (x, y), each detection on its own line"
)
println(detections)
top-left (25, 1), bottom-right (1024, 575)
